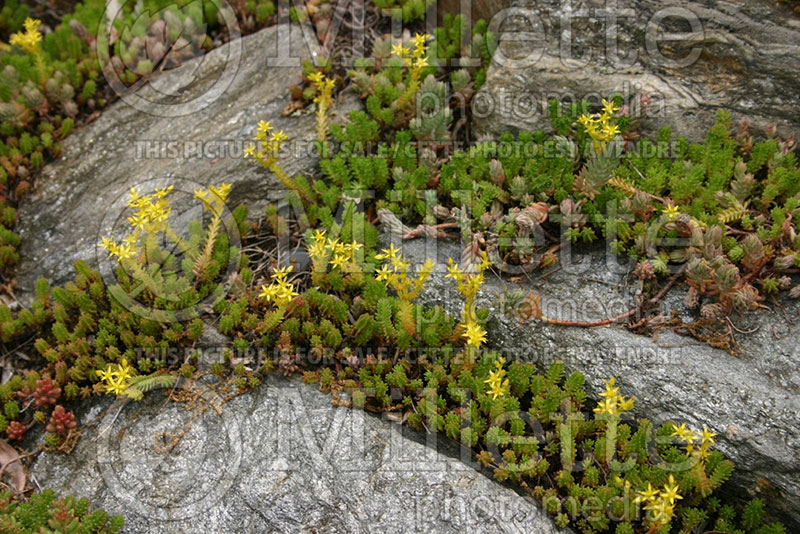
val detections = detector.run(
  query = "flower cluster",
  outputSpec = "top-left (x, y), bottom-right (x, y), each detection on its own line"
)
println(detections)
top-left (592, 377), bottom-right (635, 417)
top-left (392, 33), bottom-right (430, 73)
top-left (10, 18), bottom-right (42, 54)
top-left (100, 186), bottom-right (175, 261)
top-left (194, 183), bottom-right (232, 217)
top-left (259, 266), bottom-right (299, 308)
top-left (245, 120), bottom-right (295, 194)
top-left (244, 120), bottom-right (289, 165)
top-left (445, 252), bottom-right (491, 348)
top-left (577, 99), bottom-right (621, 152)
top-left (392, 33), bottom-right (431, 95)
top-left (637, 475), bottom-right (682, 527)
top-left (127, 186), bottom-right (173, 234)
top-left (96, 359), bottom-right (133, 396)
top-left (671, 422), bottom-right (717, 460)
top-left (307, 72), bottom-right (336, 145)
top-left (484, 357), bottom-right (510, 400)
top-left (374, 244), bottom-right (434, 303)
top-left (307, 229), bottom-right (362, 272)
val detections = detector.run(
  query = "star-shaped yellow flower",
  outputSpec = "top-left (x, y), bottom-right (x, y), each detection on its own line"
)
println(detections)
top-left (663, 203), bottom-right (681, 221)
top-left (602, 98), bottom-right (619, 116)
top-left (660, 475), bottom-right (683, 505)
top-left (463, 322), bottom-right (487, 347)
top-left (636, 482), bottom-right (660, 503)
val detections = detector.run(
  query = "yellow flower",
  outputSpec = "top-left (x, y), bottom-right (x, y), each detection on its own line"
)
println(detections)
top-left (259, 266), bottom-right (298, 308)
top-left (100, 236), bottom-right (138, 261)
top-left (123, 187), bottom-right (173, 234)
top-left (115, 241), bottom-right (137, 261)
top-left (602, 98), bottom-right (619, 116)
top-left (390, 254), bottom-right (409, 271)
top-left (104, 377), bottom-right (129, 396)
top-left (272, 265), bottom-right (293, 279)
top-left (412, 33), bottom-right (430, 53)
top-left (486, 379), bottom-right (509, 400)
top-left (479, 251), bottom-right (491, 271)
top-left (484, 359), bottom-right (509, 400)
top-left (100, 236), bottom-right (116, 253)
top-left (618, 396), bottom-right (635, 412)
top-left (331, 253), bottom-right (349, 270)
top-left (391, 43), bottom-right (408, 58)
top-left (445, 258), bottom-right (463, 282)
top-left (154, 185), bottom-right (174, 198)
top-left (593, 397), bottom-right (619, 416)
top-left (600, 377), bottom-right (619, 399)
top-left (463, 322), bottom-right (487, 348)
top-left (97, 359), bottom-right (133, 396)
top-left (259, 284), bottom-right (279, 301)
top-left (670, 423), bottom-right (688, 438)
top-left (10, 18), bottom-right (42, 54)
top-left (270, 131), bottom-right (289, 144)
top-left (275, 285), bottom-right (298, 306)
top-left (256, 120), bottom-right (273, 139)
top-left (646, 498), bottom-right (675, 525)
top-left (636, 482), bottom-right (660, 503)
top-left (663, 203), bottom-right (680, 221)
top-left (577, 114), bottom-right (596, 128)
top-left (578, 102), bottom-right (621, 152)
top-left (593, 376), bottom-right (634, 417)
top-left (700, 425), bottom-right (716, 446)
top-left (128, 187), bottom-right (144, 207)
top-left (209, 183), bottom-right (232, 202)
top-left (375, 244), bottom-right (400, 261)
top-left (601, 122), bottom-right (620, 140)
top-left (375, 264), bottom-right (395, 282)
top-left (660, 475), bottom-right (683, 505)
top-left (412, 57), bottom-right (428, 70)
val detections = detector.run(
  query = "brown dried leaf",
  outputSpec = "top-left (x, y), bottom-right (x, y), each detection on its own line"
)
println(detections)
top-left (0, 438), bottom-right (26, 493)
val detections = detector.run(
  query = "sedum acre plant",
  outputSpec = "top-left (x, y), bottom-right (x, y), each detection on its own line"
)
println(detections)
top-left (0, 489), bottom-right (123, 533)
top-left (0, 182), bottom-right (247, 449)
top-left (0, 2), bottom-right (793, 532)
top-left (99, 183), bottom-right (239, 317)
top-left (0, 0), bottom-right (280, 279)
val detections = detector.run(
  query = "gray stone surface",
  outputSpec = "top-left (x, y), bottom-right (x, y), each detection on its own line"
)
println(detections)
top-left (473, 0), bottom-right (800, 141)
top-left (16, 23), bottom-right (357, 301)
top-left (384, 233), bottom-right (800, 528)
top-left (30, 376), bottom-right (564, 534)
